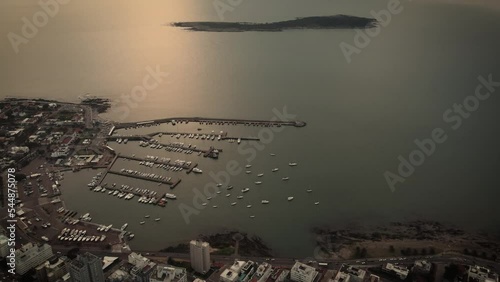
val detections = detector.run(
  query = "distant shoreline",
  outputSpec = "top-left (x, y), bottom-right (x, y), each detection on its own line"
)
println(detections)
top-left (170, 15), bottom-right (377, 32)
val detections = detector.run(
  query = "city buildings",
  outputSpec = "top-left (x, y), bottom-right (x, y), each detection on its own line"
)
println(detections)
top-left (331, 264), bottom-right (366, 282)
top-left (381, 263), bottom-right (409, 280)
top-left (150, 265), bottom-right (188, 282)
top-left (290, 262), bottom-right (319, 282)
top-left (466, 265), bottom-right (499, 282)
top-left (35, 256), bottom-right (70, 282)
top-left (190, 240), bottom-right (211, 274)
top-left (411, 260), bottom-right (432, 274)
top-left (15, 243), bottom-right (53, 275)
top-left (0, 234), bottom-right (9, 258)
top-left (67, 252), bottom-right (105, 282)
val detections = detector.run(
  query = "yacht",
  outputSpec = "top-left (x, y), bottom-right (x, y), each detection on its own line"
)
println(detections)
top-left (261, 200), bottom-right (270, 204)
top-left (270, 153), bottom-right (276, 156)
top-left (227, 185), bottom-right (234, 190)
top-left (250, 215), bottom-right (255, 218)
top-left (241, 188), bottom-right (250, 193)
top-left (237, 196), bottom-right (244, 199)
top-left (164, 193), bottom-right (177, 200)
top-left (231, 202), bottom-right (237, 206)
top-left (121, 223), bottom-right (128, 230)
top-left (216, 191), bottom-right (221, 194)
top-left (255, 181), bottom-right (262, 185)
top-left (155, 218), bottom-right (160, 221)
top-left (226, 194), bottom-right (231, 197)
top-left (257, 173), bottom-right (264, 177)
top-left (246, 171), bottom-right (252, 174)
top-left (140, 221), bottom-right (145, 225)
top-left (245, 164), bottom-right (252, 168)
top-left (289, 162), bottom-right (298, 167)
top-left (287, 197), bottom-right (294, 201)
top-left (145, 215), bottom-right (150, 218)
top-left (202, 203), bottom-right (207, 206)
top-left (237, 138), bottom-right (241, 144)
top-left (192, 168), bottom-right (203, 174)
top-left (216, 183), bottom-right (222, 187)
top-left (306, 189), bottom-right (313, 193)
top-left (246, 205), bottom-right (252, 208)
top-left (212, 205), bottom-right (218, 208)
top-left (206, 197), bottom-right (212, 200)
top-left (314, 202), bottom-right (320, 205)
top-left (282, 177), bottom-right (290, 181)
top-left (272, 168), bottom-right (279, 172)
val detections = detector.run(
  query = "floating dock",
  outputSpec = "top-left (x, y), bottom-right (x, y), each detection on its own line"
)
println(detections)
top-left (114, 117), bottom-right (306, 129)
top-left (107, 170), bottom-right (181, 189)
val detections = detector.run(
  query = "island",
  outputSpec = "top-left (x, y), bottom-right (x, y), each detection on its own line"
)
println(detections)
top-left (171, 15), bottom-right (377, 32)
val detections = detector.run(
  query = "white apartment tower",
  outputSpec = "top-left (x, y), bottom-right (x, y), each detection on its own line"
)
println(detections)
top-left (189, 240), bottom-right (211, 274)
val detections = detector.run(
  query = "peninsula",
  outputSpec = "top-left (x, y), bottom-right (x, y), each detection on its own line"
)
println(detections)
top-left (171, 15), bottom-right (377, 32)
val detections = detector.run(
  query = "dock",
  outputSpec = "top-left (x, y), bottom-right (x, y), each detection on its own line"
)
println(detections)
top-left (117, 154), bottom-right (197, 172)
top-left (107, 170), bottom-right (181, 189)
top-left (114, 116), bottom-right (307, 129)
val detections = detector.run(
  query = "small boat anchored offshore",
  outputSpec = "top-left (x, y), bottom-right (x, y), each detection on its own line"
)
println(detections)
top-left (289, 162), bottom-right (298, 167)
top-left (287, 197), bottom-right (294, 201)
top-left (282, 177), bottom-right (290, 181)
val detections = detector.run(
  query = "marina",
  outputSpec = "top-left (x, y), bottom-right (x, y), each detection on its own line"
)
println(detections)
top-left (114, 117), bottom-right (307, 130)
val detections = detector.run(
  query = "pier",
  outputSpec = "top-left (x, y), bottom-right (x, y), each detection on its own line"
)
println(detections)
top-left (107, 170), bottom-right (181, 189)
top-left (117, 155), bottom-right (197, 172)
top-left (114, 116), bottom-right (307, 129)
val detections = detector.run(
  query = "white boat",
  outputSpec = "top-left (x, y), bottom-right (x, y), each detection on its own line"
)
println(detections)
top-left (306, 189), bottom-right (313, 193)
top-left (245, 164), bottom-right (252, 168)
top-left (282, 177), bottom-right (290, 181)
top-left (270, 153), bottom-right (276, 156)
top-left (155, 218), bottom-right (160, 221)
top-left (165, 193), bottom-right (177, 200)
top-left (121, 223), bottom-right (128, 230)
top-left (272, 168), bottom-right (279, 172)
top-left (212, 205), bottom-right (218, 208)
top-left (246, 205), bottom-right (252, 208)
top-left (216, 191), bottom-right (221, 194)
top-left (140, 221), bottom-right (145, 225)
top-left (250, 215), bottom-right (255, 218)
top-left (315, 202), bottom-right (320, 205)
top-left (202, 203), bottom-right (207, 206)
top-left (231, 202), bottom-right (237, 206)
top-left (216, 183), bottom-right (222, 187)
top-left (288, 197), bottom-right (294, 201)
top-left (255, 181), bottom-right (262, 185)
top-left (289, 162), bottom-right (298, 167)
top-left (237, 138), bottom-right (241, 144)
top-left (227, 185), bottom-right (234, 190)
top-left (192, 168), bottom-right (203, 174)
top-left (206, 197), bottom-right (212, 200)
top-left (237, 196), bottom-right (244, 199)
top-left (257, 173), bottom-right (264, 177)
top-left (245, 170), bottom-right (251, 174)
top-left (261, 200), bottom-right (270, 204)
top-left (226, 194), bottom-right (231, 197)
top-left (241, 188), bottom-right (250, 193)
